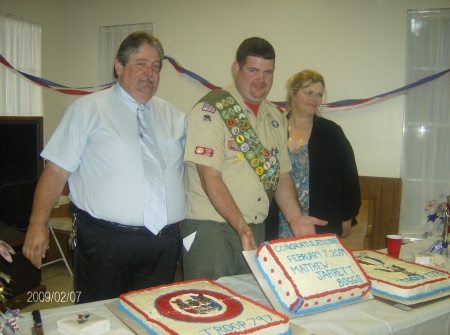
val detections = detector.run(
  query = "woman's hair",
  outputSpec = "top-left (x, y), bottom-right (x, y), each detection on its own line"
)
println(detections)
top-left (285, 69), bottom-right (326, 117)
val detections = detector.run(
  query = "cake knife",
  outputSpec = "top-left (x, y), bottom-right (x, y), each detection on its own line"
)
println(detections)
top-left (31, 310), bottom-right (44, 335)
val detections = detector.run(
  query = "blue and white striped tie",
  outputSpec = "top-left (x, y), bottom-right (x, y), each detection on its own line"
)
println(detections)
top-left (137, 103), bottom-right (167, 234)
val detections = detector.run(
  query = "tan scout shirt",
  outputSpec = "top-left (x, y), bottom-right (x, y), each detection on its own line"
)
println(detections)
top-left (184, 83), bottom-right (291, 224)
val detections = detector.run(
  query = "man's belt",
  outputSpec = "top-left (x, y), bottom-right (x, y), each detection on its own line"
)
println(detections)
top-left (198, 89), bottom-right (280, 202)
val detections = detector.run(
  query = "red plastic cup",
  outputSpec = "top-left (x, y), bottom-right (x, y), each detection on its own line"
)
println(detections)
top-left (386, 235), bottom-right (403, 258)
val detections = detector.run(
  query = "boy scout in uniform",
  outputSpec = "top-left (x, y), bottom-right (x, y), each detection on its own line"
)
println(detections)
top-left (182, 37), bottom-right (327, 280)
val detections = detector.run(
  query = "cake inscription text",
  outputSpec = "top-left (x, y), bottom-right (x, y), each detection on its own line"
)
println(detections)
top-left (198, 315), bottom-right (274, 334)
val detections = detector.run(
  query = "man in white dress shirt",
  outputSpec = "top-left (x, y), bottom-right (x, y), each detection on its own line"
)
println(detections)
top-left (23, 31), bottom-right (187, 303)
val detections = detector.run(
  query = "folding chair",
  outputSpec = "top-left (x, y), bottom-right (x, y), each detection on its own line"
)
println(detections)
top-left (42, 217), bottom-right (73, 276)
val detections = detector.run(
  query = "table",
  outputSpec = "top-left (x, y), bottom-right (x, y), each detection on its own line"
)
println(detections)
top-left (10, 238), bottom-right (450, 335)
top-left (10, 298), bottom-right (133, 335)
top-left (217, 238), bottom-right (450, 335)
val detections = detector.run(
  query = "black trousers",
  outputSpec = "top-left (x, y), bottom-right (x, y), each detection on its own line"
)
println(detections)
top-left (70, 204), bottom-right (182, 304)
top-left (265, 200), bottom-right (280, 241)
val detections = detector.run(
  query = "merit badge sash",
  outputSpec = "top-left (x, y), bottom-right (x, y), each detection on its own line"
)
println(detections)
top-left (199, 89), bottom-right (280, 202)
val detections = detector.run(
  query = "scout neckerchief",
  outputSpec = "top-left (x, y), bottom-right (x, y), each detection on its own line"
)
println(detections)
top-left (198, 89), bottom-right (281, 202)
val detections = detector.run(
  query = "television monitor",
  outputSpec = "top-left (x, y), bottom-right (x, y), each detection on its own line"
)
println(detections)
top-left (0, 116), bottom-right (44, 231)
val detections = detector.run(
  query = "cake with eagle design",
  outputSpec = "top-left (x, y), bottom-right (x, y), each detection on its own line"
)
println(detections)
top-left (255, 234), bottom-right (371, 315)
top-left (353, 250), bottom-right (450, 300)
top-left (118, 279), bottom-right (291, 335)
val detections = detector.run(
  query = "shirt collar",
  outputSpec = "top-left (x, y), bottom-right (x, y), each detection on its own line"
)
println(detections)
top-left (225, 82), bottom-right (270, 118)
top-left (114, 82), bottom-right (151, 113)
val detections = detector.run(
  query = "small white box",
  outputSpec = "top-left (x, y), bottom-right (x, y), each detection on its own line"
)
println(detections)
top-left (57, 312), bottom-right (110, 335)
top-left (414, 252), bottom-right (432, 266)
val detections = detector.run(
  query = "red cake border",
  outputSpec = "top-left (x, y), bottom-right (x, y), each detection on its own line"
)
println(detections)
top-left (119, 279), bottom-right (289, 335)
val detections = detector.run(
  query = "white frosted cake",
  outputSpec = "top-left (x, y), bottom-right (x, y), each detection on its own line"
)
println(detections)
top-left (255, 234), bottom-right (371, 315)
top-left (353, 250), bottom-right (450, 300)
top-left (118, 279), bottom-right (291, 335)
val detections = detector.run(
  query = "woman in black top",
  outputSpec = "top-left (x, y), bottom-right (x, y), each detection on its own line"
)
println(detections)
top-left (268, 69), bottom-right (360, 240)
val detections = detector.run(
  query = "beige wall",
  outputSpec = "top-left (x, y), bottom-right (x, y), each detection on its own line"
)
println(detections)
top-left (2, 0), bottom-right (449, 178)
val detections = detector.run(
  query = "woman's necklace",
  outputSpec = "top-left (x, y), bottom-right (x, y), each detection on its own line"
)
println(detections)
top-left (288, 120), bottom-right (313, 148)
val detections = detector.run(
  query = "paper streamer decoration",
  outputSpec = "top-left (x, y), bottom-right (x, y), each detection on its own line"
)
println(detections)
top-left (0, 53), bottom-right (112, 95)
top-left (1, 52), bottom-right (449, 112)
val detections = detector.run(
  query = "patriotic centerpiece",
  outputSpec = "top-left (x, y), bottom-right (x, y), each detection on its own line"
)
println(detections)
top-left (0, 240), bottom-right (21, 333)
top-left (0, 240), bottom-right (15, 302)
top-left (424, 195), bottom-right (450, 257)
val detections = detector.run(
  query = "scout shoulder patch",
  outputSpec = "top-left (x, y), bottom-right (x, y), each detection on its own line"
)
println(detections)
top-left (195, 146), bottom-right (214, 157)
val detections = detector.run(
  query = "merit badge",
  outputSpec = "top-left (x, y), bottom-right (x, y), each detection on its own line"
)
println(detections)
top-left (195, 146), bottom-right (214, 157)
top-left (256, 166), bottom-right (264, 175)
top-left (229, 107), bottom-right (235, 116)
top-left (246, 151), bottom-right (256, 160)
top-left (251, 158), bottom-right (260, 167)
top-left (271, 120), bottom-right (279, 128)
top-left (236, 135), bottom-right (245, 144)
top-left (202, 102), bottom-right (216, 114)
top-left (221, 110), bottom-right (230, 119)
top-left (231, 126), bottom-right (240, 135)
top-left (234, 105), bottom-right (241, 113)
top-left (221, 99), bottom-right (228, 107)
top-left (227, 96), bottom-right (235, 104)
top-left (215, 102), bottom-right (224, 110)
top-left (240, 143), bottom-right (249, 152)
top-left (238, 113), bottom-right (246, 121)
top-left (227, 119), bottom-right (235, 127)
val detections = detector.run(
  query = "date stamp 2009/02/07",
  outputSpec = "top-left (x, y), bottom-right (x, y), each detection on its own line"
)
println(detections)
top-left (27, 291), bottom-right (81, 303)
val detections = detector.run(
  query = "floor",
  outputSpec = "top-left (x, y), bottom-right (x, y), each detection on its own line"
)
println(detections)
top-left (21, 261), bottom-right (75, 313)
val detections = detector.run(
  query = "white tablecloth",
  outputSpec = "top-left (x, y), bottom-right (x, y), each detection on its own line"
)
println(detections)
top-left (11, 298), bottom-right (133, 335)
top-left (217, 238), bottom-right (450, 335)
top-left (11, 238), bottom-right (450, 335)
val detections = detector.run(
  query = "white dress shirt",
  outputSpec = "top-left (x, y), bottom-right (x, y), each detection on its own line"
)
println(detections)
top-left (42, 83), bottom-right (187, 226)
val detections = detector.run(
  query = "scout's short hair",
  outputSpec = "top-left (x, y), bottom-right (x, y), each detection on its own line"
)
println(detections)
top-left (235, 37), bottom-right (275, 69)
